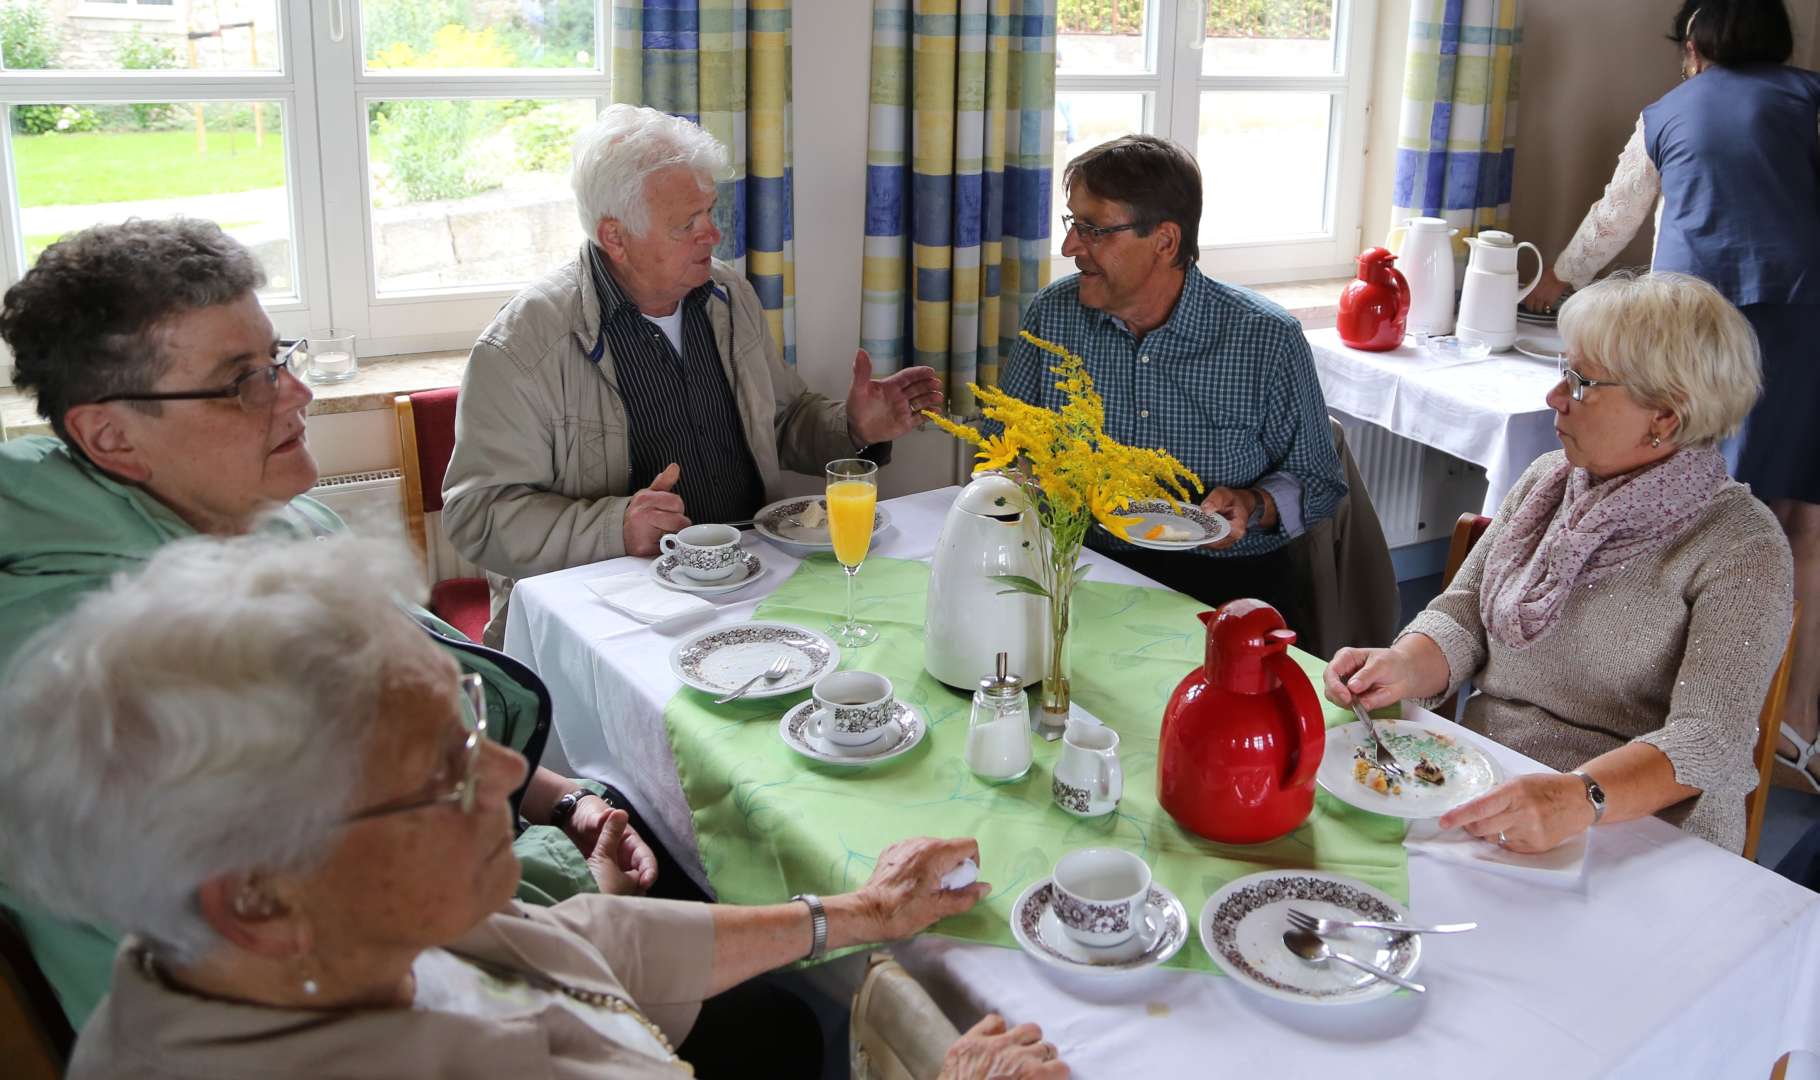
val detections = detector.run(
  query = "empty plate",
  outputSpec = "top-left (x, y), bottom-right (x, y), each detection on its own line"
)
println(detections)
top-left (669, 622), bottom-right (839, 699)
top-left (1199, 870), bottom-right (1422, 1006)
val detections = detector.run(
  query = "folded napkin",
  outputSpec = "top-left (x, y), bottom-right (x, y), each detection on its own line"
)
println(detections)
top-left (583, 572), bottom-right (713, 625)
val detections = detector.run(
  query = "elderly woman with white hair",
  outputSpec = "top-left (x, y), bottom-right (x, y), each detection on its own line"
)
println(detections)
top-left (1325, 272), bottom-right (1794, 854)
top-left (441, 103), bottom-right (947, 647)
top-left (0, 533), bottom-right (1067, 1080)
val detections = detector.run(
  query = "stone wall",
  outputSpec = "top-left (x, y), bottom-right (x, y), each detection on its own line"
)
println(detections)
top-left (374, 186), bottom-right (581, 294)
top-left (44, 0), bottom-right (279, 74)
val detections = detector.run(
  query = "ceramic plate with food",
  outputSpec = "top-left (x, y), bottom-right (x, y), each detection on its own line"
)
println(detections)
top-left (1097, 500), bottom-right (1229, 551)
top-left (1315, 718), bottom-right (1501, 820)
top-left (751, 497), bottom-right (891, 557)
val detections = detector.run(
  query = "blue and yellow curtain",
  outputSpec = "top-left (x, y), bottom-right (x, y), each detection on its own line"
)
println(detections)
top-left (612, 0), bottom-right (797, 362)
top-left (1392, 0), bottom-right (1522, 241)
top-left (861, 0), bottom-right (1055, 416)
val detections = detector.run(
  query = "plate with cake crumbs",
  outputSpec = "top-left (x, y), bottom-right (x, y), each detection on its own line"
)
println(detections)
top-left (1316, 718), bottom-right (1502, 820)
top-left (1098, 500), bottom-right (1230, 551)
top-left (751, 497), bottom-right (891, 558)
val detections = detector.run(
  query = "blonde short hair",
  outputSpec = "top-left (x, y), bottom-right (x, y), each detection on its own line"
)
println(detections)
top-left (1558, 271), bottom-right (1761, 446)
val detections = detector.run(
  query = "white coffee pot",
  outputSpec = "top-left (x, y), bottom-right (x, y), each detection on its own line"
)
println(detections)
top-left (1455, 230), bottom-right (1542, 352)
top-left (924, 473), bottom-right (1047, 690)
top-left (1386, 216), bottom-right (1459, 335)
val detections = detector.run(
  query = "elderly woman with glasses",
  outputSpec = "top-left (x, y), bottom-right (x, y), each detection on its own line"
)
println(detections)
top-left (0, 534), bottom-right (1065, 1080)
top-left (1325, 272), bottom-right (1793, 855)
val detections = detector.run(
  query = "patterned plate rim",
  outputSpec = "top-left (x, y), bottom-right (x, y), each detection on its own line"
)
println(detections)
top-left (752, 498), bottom-right (892, 549)
top-left (668, 622), bottom-right (839, 698)
top-left (650, 550), bottom-right (763, 594)
top-left (778, 699), bottom-right (926, 766)
top-left (1315, 719), bottom-right (1502, 820)
top-left (1197, 870), bottom-right (1421, 1005)
top-left (1011, 879), bottom-right (1188, 974)
top-left (1098, 499), bottom-right (1230, 550)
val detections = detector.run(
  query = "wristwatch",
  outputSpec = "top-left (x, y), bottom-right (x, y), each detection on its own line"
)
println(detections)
top-left (792, 893), bottom-right (828, 960)
top-left (1571, 770), bottom-right (1607, 824)
top-left (550, 787), bottom-right (605, 830)
top-left (1246, 487), bottom-right (1270, 530)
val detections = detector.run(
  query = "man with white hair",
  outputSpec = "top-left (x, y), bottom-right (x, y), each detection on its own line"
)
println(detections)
top-left (443, 104), bottom-right (944, 645)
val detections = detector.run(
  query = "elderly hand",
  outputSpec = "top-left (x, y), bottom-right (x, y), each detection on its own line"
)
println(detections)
top-left (571, 802), bottom-right (657, 895)
top-left (846, 350), bottom-right (945, 446)
top-left (1198, 487), bottom-right (1257, 550)
top-left (622, 463), bottom-right (689, 556)
top-left (938, 1015), bottom-right (1068, 1080)
top-left (850, 837), bottom-right (989, 942)
top-left (1523, 268), bottom-right (1570, 314)
top-left (1438, 773), bottom-right (1597, 853)
top-left (1324, 646), bottom-right (1421, 712)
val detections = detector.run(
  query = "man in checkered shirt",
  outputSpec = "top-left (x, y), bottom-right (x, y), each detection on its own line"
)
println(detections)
top-left (1001, 135), bottom-right (1346, 628)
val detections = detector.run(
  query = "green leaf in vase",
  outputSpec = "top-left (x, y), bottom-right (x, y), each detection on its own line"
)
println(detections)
top-left (990, 574), bottom-right (1051, 598)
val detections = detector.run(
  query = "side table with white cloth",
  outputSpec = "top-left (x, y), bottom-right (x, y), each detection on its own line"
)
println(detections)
top-left (1306, 326), bottom-right (1566, 515)
top-left (505, 487), bottom-right (1820, 1079)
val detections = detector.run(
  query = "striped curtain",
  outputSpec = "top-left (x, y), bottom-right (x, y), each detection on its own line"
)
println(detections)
top-left (1391, 0), bottom-right (1523, 245)
top-left (861, 0), bottom-right (1055, 416)
top-left (612, 1), bottom-right (798, 363)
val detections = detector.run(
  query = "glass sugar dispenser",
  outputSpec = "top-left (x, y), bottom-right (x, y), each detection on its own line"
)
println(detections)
top-left (965, 652), bottom-right (1034, 783)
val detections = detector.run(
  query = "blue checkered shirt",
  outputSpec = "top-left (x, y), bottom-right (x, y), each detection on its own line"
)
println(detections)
top-left (1000, 269), bottom-right (1345, 558)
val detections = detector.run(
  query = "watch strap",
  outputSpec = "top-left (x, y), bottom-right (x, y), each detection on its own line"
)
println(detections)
top-left (1571, 770), bottom-right (1607, 824)
top-left (792, 893), bottom-right (828, 960)
top-left (1246, 487), bottom-right (1269, 529)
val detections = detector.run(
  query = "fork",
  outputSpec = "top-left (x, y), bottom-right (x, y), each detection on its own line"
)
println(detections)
top-left (1286, 907), bottom-right (1477, 937)
top-left (714, 656), bottom-right (790, 704)
top-left (1352, 701), bottom-right (1407, 780)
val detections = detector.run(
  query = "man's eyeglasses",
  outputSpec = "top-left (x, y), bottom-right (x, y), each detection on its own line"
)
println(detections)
top-left (1556, 358), bottom-right (1625, 402)
top-left (95, 339), bottom-right (306, 413)
top-left (342, 673), bottom-right (488, 823)
top-left (1061, 214), bottom-right (1140, 244)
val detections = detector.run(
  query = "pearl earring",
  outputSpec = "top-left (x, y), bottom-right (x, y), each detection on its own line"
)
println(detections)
top-left (1651, 435), bottom-right (1661, 448)
top-left (302, 978), bottom-right (320, 995)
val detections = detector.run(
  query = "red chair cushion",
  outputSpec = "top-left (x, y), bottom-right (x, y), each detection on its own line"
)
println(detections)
top-left (429, 577), bottom-right (490, 643)
top-left (409, 386), bottom-right (462, 514)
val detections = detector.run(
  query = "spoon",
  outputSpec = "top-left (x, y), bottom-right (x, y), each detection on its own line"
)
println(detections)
top-left (1281, 928), bottom-right (1425, 993)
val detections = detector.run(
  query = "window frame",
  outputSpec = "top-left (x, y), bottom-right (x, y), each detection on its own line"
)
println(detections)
top-left (1053, 0), bottom-right (1378, 285)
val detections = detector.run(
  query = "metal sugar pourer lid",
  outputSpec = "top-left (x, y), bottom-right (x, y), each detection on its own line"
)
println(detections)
top-left (978, 651), bottom-right (1023, 698)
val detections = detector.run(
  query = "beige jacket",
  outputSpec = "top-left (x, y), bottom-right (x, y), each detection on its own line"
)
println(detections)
top-left (69, 896), bottom-right (714, 1079)
top-left (443, 250), bottom-right (861, 644)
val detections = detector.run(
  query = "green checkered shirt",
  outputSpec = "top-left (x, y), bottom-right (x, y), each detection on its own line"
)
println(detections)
top-left (1000, 269), bottom-right (1345, 558)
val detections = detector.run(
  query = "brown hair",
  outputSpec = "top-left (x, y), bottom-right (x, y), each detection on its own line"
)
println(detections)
top-left (1063, 135), bottom-right (1201, 270)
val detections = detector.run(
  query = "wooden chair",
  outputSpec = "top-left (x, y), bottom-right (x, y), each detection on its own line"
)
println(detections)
top-left (0, 908), bottom-right (72, 1080)
top-left (1438, 512), bottom-right (1796, 860)
top-left (395, 389), bottom-right (490, 643)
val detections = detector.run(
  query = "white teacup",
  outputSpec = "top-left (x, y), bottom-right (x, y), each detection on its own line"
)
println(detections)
top-left (660, 523), bottom-right (743, 582)
top-left (809, 670), bottom-right (896, 749)
top-left (1050, 848), bottom-right (1152, 950)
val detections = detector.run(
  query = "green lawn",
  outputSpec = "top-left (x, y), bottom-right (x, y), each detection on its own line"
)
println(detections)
top-left (12, 129), bottom-right (286, 208)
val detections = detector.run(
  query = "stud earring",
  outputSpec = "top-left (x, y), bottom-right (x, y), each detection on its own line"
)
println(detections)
top-left (1651, 435), bottom-right (1661, 448)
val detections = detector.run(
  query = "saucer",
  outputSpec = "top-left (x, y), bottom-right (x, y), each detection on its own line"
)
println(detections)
top-left (778, 699), bottom-right (926, 766)
top-left (650, 550), bottom-right (763, 596)
top-left (1010, 878), bottom-right (1188, 974)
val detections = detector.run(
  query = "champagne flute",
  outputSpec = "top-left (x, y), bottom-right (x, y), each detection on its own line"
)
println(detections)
top-left (825, 458), bottom-right (880, 648)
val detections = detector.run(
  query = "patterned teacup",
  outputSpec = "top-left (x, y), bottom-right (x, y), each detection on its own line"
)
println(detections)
top-left (809, 670), bottom-right (896, 749)
top-left (659, 523), bottom-right (743, 582)
top-left (1051, 848), bottom-right (1151, 950)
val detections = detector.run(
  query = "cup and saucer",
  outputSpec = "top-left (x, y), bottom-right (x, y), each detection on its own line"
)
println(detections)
top-left (1009, 848), bottom-right (1188, 975)
top-left (778, 670), bottom-right (926, 766)
top-left (651, 524), bottom-right (765, 596)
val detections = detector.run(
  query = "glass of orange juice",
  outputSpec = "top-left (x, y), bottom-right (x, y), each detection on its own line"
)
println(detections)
top-left (826, 457), bottom-right (880, 648)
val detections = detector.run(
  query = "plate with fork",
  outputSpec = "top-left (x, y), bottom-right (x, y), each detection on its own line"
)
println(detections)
top-left (1316, 718), bottom-right (1502, 819)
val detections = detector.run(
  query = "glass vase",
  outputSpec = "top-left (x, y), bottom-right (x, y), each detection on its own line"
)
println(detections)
top-left (1036, 553), bottom-right (1078, 740)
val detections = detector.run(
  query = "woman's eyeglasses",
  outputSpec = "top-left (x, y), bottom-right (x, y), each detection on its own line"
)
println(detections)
top-left (342, 673), bottom-right (488, 823)
top-left (95, 339), bottom-right (306, 414)
top-left (1556, 358), bottom-right (1625, 402)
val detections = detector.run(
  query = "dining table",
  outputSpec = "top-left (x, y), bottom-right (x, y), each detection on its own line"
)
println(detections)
top-left (1305, 325), bottom-right (1567, 515)
top-left (504, 485), bottom-right (1820, 1079)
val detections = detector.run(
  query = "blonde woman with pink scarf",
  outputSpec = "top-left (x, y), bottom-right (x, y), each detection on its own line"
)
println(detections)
top-left (1326, 273), bottom-right (1793, 855)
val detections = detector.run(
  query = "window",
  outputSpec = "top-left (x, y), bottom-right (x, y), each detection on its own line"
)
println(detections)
top-left (1054, 0), bottom-right (1377, 283)
top-left (0, 0), bottom-right (608, 381)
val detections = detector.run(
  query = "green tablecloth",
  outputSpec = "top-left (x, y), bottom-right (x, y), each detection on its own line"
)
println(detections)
top-left (663, 556), bottom-right (1407, 972)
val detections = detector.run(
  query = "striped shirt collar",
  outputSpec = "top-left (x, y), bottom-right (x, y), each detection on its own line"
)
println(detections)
top-left (584, 242), bottom-right (720, 326)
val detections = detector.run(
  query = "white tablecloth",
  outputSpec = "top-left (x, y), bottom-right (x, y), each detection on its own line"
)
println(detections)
top-left (505, 487), bottom-right (1820, 1079)
top-left (1307, 326), bottom-right (1566, 514)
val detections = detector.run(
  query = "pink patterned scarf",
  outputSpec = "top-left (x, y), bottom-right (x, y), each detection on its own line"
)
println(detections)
top-left (1479, 447), bottom-right (1731, 649)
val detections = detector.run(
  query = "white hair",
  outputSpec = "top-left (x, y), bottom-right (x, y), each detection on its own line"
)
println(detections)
top-left (570, 102), bottom-right (728, 240)
top-left (0, 532), bottom-right (428, 961)
top-left (1559, 270), bottom-right (1762, 447)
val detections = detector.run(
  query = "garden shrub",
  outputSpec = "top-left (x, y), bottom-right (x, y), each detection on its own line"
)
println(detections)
top-left (373, 99), bottom-right (500, 202)
top-left (115, 31), bottom-right (180, 130)
top-left (510, 106), bottom-right (580, 173)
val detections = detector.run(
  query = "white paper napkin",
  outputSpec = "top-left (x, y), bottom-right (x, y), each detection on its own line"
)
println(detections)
top-left (582, 572), bottom-right (713, 625)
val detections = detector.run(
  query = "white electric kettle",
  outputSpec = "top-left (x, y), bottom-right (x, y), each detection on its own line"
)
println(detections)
top-left (1455, 230), bottom-right (1542, 352)
top-left (1386, 216), bottom-right (1459, 335)
top-left (924, 473), bottom-right (1047, 691)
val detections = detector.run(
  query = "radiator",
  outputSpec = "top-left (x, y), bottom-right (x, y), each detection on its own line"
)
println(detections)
top-left (305, 469), bottom-right (482, 584)
top-left (1334, 414), bottom-right (1426, 549)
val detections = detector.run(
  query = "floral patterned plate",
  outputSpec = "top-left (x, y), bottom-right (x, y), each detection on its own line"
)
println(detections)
top-left (1198, 870), bottom-right (1422, 1006)
top-left (668, 622), bottom-right (839, 700)
top-left (777, 699), bottom-right (926, 766)
top-left (1096, 500), bottom-right (1229, 551)
top-left (649, 550), bottom-right (765, 596)
top-left (752, 497), bottom-right (892, 557)
top-left (1010, 878), bottom-right (1188, 974)
top-left (1316, 719), bottom-right (1502, 820)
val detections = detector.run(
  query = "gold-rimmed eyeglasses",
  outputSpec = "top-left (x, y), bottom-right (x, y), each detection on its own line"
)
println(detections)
top-left (1556, 358), bottom-right (1626, 402)
top-left (94, 339), bottom-right (306, 414)
top-left (342, 673), bottom-right (488, 823)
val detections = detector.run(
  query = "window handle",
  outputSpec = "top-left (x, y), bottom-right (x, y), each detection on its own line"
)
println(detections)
top-left (329, 0), bottom-right (347, 43)
top-left (1181, 0), bottom-right (1206, 50)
